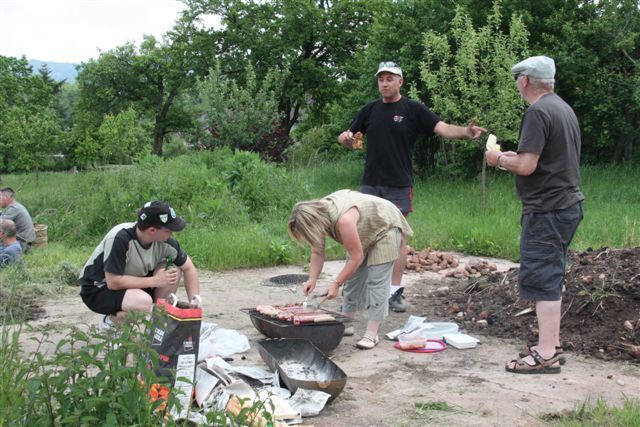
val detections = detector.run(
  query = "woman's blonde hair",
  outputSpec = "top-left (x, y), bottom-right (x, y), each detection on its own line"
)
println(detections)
top-left (288, 199), bottom-right (330, 248)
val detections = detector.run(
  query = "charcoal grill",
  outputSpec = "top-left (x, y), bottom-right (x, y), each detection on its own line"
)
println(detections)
top-left (241, 307), bottom-right (349, 353)
top-left (257, 338), bottom-right (347, 402)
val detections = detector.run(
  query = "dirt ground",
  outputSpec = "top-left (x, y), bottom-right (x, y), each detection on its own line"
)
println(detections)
top-left (18, 250), bottom-right (640, 427)
top-left (431, 247), bottom-right (640, 363)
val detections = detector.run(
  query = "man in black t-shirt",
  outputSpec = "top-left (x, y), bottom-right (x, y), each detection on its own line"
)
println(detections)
top-left (80, 201), bottom-right (201, 329)
top-left (486, 56), bottom-right (583, 374)
top-left (338, 61), bottom-right (486, 315)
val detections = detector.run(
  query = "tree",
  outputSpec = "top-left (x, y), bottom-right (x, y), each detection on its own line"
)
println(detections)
top-left (184, 0), bottom-right (379, 135)
top-left (11, 108), bottom-right (61, 184)
top-left (465, 0), bottom-right (640, 163)
top-left (325, 0), bottom-right (640, 169)
top-left (97, 107), bottom-right (150, 164)
top-left (542, 0), bottom-right (640, 163)
top-left (323, 0), bottom-right (497, 175)
top-left (72, 116), bottom-right (101, 167)
top-left (74, 36), bottom-right (197, 158)
top-left (417, 2), bottom-right (529, 176)
top-left (54, 82), bottom-right (79, 130)
top-left (194, 62), bottom-right (283, 155)
top-left (38, 63), bottom-right (65, 95)
top-left (0, 56), bottom-right (62, 179)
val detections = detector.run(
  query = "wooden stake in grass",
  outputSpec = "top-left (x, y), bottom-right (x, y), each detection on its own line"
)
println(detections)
top-left (482, 155), bottom-right (487, 210)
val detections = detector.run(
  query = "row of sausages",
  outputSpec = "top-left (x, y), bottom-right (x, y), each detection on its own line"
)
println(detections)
top-left (255, 304), bottom-right (336, 325)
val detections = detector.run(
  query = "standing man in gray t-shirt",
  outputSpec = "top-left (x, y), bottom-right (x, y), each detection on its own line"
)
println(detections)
top-left (0, 187), bottom-right (36, 252)
top-left (486, 56), bottom-right (584, 374)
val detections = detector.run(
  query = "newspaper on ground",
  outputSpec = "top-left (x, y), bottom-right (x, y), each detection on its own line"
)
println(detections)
top-left (288, 388), bottom-right (332, 417)
top-left (205, 356), bottom-right (274, 384)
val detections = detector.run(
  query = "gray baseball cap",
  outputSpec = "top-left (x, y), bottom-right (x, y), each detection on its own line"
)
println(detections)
top-left (511, 56), bottom-right (555, 82)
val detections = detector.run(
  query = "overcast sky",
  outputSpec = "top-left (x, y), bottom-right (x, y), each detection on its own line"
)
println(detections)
top-left (0, 0), bottom-right (190, 63)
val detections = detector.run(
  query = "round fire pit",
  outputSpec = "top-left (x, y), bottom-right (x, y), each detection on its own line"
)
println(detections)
top-left (261, 274), bottom-right (309, 287)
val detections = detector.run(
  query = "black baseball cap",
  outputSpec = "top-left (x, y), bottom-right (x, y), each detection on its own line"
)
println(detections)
top-left (137, 201), bottom-right (186, 231)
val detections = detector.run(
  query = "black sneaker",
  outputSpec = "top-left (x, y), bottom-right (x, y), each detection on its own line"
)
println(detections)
top-left (389, 289), bottom-right (407, 313)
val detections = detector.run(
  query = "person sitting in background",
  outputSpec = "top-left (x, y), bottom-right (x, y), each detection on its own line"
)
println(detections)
top-left (288, 189), bottom-right (413, 349)
top-left (0, 187), bottom-right (36, 252)
top-left (0, 219), bottom-right (23, 267)
top-left (79, 201), bottom-right (201, 329)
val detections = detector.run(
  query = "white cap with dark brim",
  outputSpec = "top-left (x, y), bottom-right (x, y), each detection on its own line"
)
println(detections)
top-left (376, 64), bottom-right (403, 78)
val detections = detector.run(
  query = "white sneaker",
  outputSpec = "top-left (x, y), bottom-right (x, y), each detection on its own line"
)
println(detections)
top-left (343, 326), bottom-right (355, 336)
top-left (98, 315), bottom-right (122, 349)
top-left (356, 334), bottom-right (379, 349)
top-left (98, 315), bottom-right (115, 331)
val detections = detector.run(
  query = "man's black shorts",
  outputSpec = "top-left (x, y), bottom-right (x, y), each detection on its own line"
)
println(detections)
top-left (80, 285), bottom-right (154, 315)
top-left (360, 185), bottom-right (413, 215)
top-left (519, 202), bottom-right (583, 301)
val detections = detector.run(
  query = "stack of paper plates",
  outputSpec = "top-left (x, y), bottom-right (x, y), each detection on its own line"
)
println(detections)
top-left (442, 333), bottom-right (480, 349)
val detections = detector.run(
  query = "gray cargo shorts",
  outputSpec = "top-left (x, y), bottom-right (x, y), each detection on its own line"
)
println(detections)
top-left (342, 229), bottom-right (402, 320)
top-left (519, 202), bottom-right (583, 301)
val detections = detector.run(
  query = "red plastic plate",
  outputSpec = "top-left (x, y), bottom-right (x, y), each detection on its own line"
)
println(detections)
top-left (394, 339), bottom-right (447, 353)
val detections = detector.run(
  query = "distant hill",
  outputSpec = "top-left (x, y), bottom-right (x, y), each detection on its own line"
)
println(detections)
top-left (28, 60), bottom-right (79, 83)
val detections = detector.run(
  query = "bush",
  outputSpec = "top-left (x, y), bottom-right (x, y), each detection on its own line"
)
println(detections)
top-left (0, 317), bottom-right (174, 425)
top-left (194, 62), bottom-right (284, 155)
top-left (285, 126), bottom-right (338, 167)
top-left (416, 3), bottom-right (528, 178)
top-left (97, 107), bottom-right (151, 164)
top-left (26, 149), bottom-right (308, 245)
top-left (268, 237), bottom-right (292, 265)
top-left (162, 134), bottom-right (191, 158)
top-left (218, 150), bottom-right (299, 220)
top-left (0, 310), bottom-right (279, 426)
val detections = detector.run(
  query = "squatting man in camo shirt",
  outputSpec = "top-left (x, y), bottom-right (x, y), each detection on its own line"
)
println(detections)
top-left (79, 201), bottom-right (201, 329)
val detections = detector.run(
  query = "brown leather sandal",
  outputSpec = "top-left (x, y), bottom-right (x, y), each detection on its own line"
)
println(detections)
top-left (519, 345), bottom-right (566, 365)
top-left (506, 350), bottom-right (561, 374)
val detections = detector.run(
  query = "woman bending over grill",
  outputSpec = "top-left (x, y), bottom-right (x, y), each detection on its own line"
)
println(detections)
top-left (288, 189), bottom-right (413, 349)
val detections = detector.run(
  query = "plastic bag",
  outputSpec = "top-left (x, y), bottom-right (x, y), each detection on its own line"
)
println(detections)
top-left (198, 322), bottom-right (250, 361)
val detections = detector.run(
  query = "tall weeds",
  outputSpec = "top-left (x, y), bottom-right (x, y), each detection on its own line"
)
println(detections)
top-left (0, 320), bottom-right (174, 425)
top-left (0, 156), bottom-right (637, 282)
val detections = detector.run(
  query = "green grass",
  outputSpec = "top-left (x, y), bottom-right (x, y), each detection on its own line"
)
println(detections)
top-left (414, 401), bottom-right (458, 412)
top-left (409, 163), bottom-right (640, 260)
top-left (0, 157), bottom-right (638, 294)
top-left (402, 400), bottom-right (466, 426)
top-left (544, 398), bottom-right (640, 427)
